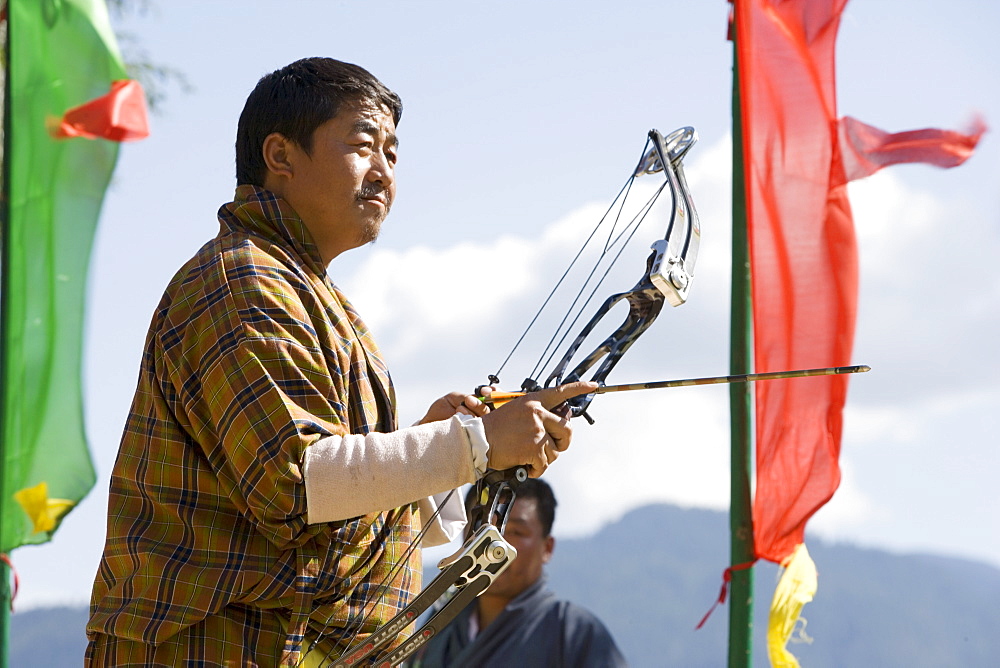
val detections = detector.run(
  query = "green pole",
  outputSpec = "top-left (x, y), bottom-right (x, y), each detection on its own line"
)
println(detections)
top-left (0, 1), bottom-right (12, 662)
top-left (728, 17), bottom-right (755, 668)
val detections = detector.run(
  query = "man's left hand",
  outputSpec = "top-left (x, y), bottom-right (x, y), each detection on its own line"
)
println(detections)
top-left (417, 392), bottom-right (490, 424)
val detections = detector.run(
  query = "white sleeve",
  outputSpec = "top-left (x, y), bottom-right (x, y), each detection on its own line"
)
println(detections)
top-left (303, 414), bottom-right (488, 525)
top-left (417, 488), bottom-right (469, 547)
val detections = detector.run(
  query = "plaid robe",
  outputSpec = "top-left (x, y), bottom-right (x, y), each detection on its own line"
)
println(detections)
top-left (87, 186), bottom-right (420, 666)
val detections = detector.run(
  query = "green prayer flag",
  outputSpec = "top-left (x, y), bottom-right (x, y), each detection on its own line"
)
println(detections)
top-left (1, 0), bottom-right (145, 552)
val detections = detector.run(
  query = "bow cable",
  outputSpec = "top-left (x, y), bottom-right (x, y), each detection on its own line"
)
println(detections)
top-left (491, 136), bottom-right (667, 387)
top-left (301, 488), bottom-right (456, 666)
top-left (529, 180), bottom-right (670, 383)
top-left (488, 172), bottom-right (639, 385)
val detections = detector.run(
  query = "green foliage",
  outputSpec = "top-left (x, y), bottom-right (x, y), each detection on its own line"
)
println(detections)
top-left (114, 32), bottom-right (192, 113)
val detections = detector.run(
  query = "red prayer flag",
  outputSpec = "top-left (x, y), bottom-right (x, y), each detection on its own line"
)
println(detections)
top-left (54, 78), bottom-right (149, 142)
top-left (732, 1), bottom-right (984, 663)
top-left (837, 115), bottom-right (986, 184)
top-left (735, 0), bottom-right (855, 565)
top-left (733, 0), bottom-right (984, 566)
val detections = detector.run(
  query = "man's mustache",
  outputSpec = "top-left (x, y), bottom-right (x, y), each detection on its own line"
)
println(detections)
top-left (357, 183), bottom-right (391, 208)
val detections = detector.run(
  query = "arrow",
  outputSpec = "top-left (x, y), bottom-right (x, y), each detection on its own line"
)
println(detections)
top-left (480, 365), bottom-right (870, 406)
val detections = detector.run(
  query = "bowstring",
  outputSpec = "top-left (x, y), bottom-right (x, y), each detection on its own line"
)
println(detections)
top-left (532, 181), bottom-right (668, 382)
top-left (297, 488), bottom-right (456, 667)
top-left (526, 174), bottom-right (641, 382)
top-left (534, 130), bottom-right (692, 382)
top-left (492, 136), bottom-right (658, 387)
top-left (489, 177), bottom-right (634, 385)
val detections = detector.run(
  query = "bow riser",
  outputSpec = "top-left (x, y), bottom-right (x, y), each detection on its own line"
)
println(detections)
top-left (523, 126), bottom-right (701, 421)
top-left (540, 275), bottom-right (666, 419)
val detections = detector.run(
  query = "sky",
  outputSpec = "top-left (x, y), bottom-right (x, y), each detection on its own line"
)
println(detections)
top-left (10, 0), bottom-right (999, 610)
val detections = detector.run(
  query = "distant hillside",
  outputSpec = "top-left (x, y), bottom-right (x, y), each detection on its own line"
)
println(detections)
top-left (8, 604), bottom-right (89, 666)
top-left (11, 503), bottom-right (999, 666)
top-left (547, 504), bottom-right (1000, 667)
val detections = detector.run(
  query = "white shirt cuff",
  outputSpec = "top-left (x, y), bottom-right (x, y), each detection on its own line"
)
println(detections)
top-left (418, 488), bottom-right (469, 547)
top-left (456, 414), bottom-right (490, 478)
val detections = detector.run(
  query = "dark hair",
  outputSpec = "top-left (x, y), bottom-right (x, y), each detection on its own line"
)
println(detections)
top-left (514, 478), bottom-right (557, 537)
top-left (235, 57), bottom-right (403, 186)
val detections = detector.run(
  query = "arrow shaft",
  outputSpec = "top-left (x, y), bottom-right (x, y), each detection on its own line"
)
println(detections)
top-left (483, 365), bottom-right (869, 404)
top-left (596, 364), bottom-right (870, 393)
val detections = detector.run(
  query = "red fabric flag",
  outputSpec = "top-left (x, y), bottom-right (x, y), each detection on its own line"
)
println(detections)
top-left (732, 2), bottom-right (983, 662)
top-left (733, 0), bottom-right (984, 565)
top-left (53, 79), bottom-right (149, 142)
top-left (735, 0), bottom-right (854, 565)
top-left (838, 115), bottom-right (986, 184)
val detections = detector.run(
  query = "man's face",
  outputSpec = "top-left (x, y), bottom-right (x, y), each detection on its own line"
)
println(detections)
top-left (486, 496), bottom-right (554, 601)
top-left (278, 99), bottom-right (397, 261)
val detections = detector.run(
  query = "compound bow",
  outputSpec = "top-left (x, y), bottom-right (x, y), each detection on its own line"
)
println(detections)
top-left (322, 125), bottom-right (702, 667)
top-left (492, 126), bottom-right (701, 423)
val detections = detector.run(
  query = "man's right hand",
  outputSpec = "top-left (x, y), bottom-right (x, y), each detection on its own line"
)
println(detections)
top-left (480, 381), bottom-right (597, 477)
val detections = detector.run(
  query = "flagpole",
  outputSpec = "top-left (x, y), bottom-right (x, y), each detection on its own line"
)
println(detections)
top-left (728, 9), bottom-right (755, 665)
top-left (0, 1), bottom-right (13, 662)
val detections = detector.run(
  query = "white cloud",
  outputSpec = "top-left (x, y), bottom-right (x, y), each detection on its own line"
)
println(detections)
top-left (849, 166), bottom-right (1000, 404)
top-left (345, 238), bottom-right (537, 358)
top-left (844, 402), bottom-right (922, 446)
top-left (849, 171), bottom-right (943, 254)
top-left (545, 386), bottom-right (732, 538)
top-left (348, 131), bottom-right (1000, 574)
top-left (343, 201), bottom-right (609, 359)
top-left (806, 458), bottom-right (886, 541)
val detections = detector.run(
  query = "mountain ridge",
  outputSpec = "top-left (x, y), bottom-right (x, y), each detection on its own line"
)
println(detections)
top-left (11, 502), bottom-right (999, 666)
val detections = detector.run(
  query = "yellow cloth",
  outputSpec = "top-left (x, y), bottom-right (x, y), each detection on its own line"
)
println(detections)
top-left (13, 481), bottom-right (74, 534)
top-left (767, 542), bottom-right (817, 668)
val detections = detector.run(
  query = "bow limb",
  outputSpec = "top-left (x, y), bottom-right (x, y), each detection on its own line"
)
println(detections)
top-left (641, 126), bottom-right (701, 308)
top-left (514, 127), bottom-right (701, 422)
top-left (325, 467), bottom-right (528, 667)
